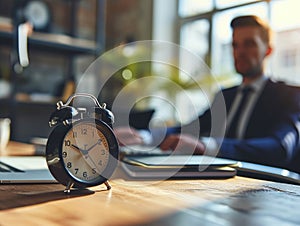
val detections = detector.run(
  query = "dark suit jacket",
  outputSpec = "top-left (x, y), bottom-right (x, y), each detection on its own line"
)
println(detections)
top-left (181, 78), bottom-right (300, 172)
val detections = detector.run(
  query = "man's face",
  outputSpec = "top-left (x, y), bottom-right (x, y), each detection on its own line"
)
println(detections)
top-left (232, 26), bottom-right (270, 78)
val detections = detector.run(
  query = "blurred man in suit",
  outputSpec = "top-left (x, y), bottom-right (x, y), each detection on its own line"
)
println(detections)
top-left (116, 15), bottom-right (300, 172)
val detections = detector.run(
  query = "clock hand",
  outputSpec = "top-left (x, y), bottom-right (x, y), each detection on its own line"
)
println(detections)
top-left (85, 154), bottom-right (101, 173)
top-left (71, 144), bottom-right (91, 157)
top-left (70, 144), bottom-right (89, 160)
top-left (86, 139), bottom-right (102, 152)
top-left (70, 140), bottom-right (102, 172)
top-left (71, 144), bottom-right (81, 152)
top-left (71, 143), bottom-right (93, 155)
top-left (79, 140), bottom-right (104, 173)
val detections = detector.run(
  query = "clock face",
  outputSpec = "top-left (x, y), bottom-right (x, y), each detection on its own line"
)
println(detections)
top-left (24, 1), bottom-right (50, 30)
top-left (62, 121), bottom-right (110, 183)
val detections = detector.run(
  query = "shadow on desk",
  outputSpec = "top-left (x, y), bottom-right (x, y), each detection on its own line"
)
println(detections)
top-left (138, 181), bottom-right (300, 226)
top-left (0, 184), bottom-right (94, 210)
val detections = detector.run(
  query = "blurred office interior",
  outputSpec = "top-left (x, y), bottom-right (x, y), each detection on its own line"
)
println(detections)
top-left (0, 0), bottom-right (299, 143)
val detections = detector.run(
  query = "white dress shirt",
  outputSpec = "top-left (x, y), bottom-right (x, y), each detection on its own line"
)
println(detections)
top-left (202, 75), bottom-right (268, 154)
top-left (226, 76), bottom-right (268, 139)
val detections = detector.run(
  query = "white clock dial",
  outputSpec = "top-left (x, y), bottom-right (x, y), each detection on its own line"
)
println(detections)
top-left (62, 122), bottom-right (110, 182)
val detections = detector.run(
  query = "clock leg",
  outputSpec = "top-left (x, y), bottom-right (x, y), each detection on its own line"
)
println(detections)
top-left (104, 181), bottom-right (111, 190)
top-left (64, 181), bottom-right (75, 193)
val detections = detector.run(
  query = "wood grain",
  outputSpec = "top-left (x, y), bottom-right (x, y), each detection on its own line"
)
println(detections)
top-left (0, 142), bottom-right (300, 225)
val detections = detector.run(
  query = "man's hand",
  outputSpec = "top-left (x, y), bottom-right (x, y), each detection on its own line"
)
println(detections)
top-left (160, 134), bottom-right (205, 155)
top-left (114, 127), bottom-right (144, 146)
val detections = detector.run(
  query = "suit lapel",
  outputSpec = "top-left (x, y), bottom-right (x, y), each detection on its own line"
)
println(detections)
top-left (243, 79), bottom-right (275, 138)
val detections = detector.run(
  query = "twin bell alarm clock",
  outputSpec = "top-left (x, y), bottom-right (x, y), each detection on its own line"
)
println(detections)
top-left (46, 93), bottom-right (119, 193)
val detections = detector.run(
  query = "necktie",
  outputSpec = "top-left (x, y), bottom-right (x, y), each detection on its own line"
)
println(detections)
top-left (227, 86), bottom-right (253, 138)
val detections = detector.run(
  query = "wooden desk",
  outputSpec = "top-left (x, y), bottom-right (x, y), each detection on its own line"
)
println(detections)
top-left (1, 142), bottom-right (300, 225)
top-left (5, 141), bottom-right (35, 156)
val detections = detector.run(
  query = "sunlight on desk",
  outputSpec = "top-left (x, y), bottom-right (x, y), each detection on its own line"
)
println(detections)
top-left (4, 141), bottom-right (35, 156)
top-left (0, 142), bottom-right (300, 225)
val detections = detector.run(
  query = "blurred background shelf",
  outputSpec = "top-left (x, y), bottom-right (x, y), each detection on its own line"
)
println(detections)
top-left (0, 29), bottom-right (101, 55)
top-left (0, 0), bottom-right (105, 143)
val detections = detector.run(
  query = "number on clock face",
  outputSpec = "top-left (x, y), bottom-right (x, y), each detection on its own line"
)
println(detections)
top-left (62, 122), bottom-right (110, 182)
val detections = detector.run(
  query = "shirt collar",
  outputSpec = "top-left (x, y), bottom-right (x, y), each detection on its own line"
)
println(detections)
top-left (239, 76), bottom-right (268, 92)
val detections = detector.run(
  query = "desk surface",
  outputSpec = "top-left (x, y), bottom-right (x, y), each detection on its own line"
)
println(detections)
top-left (1, 142), bottom-right (300, 226)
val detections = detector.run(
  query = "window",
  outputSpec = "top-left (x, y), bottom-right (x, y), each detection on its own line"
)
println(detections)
top-left (211, 2), bottom-right (267, 85)
top-left (215, 0), bottom-right (259, 9)
top-left (269, 0), bottom-right (300, 84)
top-left (282, 49), bottom-right (297, 68)
top-left (178, 0), bottom-right (300, 86)
top-left (178, 0), bottom-right (213, 17)
top-left (180, 19), bottom-right (210, 62)
top-left (152, 0), bottom-right (300, 124)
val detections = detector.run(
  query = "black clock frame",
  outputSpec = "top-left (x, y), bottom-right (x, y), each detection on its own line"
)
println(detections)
top-left (46, 118), bottom-right (119, 194)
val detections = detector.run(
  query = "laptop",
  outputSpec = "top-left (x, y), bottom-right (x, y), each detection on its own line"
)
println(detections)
top-left (0, 156), bottom-right (57, 184)
top-left (120, 145), bottom-right (300, 185)
top-left (121, 154), bottom-right (238, 179)
top-left (120, 145), bottom-right (238, 179)
top-left (3, 144), bottom-right (299, 184)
